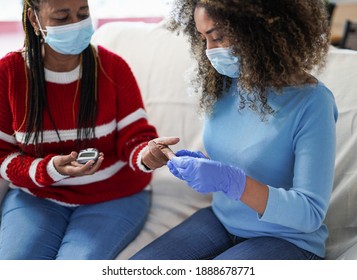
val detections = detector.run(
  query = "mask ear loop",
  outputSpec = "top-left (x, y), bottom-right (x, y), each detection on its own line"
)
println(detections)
top-left (34, 10), bottom-right (46, 40)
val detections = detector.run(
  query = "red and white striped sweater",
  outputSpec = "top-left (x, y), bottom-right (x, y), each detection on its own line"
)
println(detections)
top-left (0, 45), bottom-right (158, 205)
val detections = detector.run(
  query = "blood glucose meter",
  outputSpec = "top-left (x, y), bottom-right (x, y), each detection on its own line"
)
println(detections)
top-left (76, 148), bottom-right (99, 164)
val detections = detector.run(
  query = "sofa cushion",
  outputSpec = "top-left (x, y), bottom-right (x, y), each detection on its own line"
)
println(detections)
top-left (91, 21), bottom-right (211, 259)
top-left (315, 48), bottom-right (357, 259)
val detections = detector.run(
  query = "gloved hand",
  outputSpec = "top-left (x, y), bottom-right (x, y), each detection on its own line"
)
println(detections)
top-left (167, 156), bottom-right (246, 200)
top-left (168, 150), bottom-right (208, 180)
top-left (175, 149), bottom-right (207, 159)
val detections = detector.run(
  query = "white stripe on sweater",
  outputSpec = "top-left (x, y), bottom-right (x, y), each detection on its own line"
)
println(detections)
top-left (14, 109), bottom-right (147, 145)
top-left (47, 156), bottom-right (69, 182)
top-left (117, 108), bottom-right (147, 131)
top-left (29, 158), bottom-right (44, 187)
top-left (52, 160), bottom-right (127, 186)
top-left (15, 120), bottom-right (117, 144)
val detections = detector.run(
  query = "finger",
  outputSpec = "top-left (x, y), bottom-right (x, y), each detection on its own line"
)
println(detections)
top-left (82, 155), bottom-right (104, 175)
top-left (150, 141), bottom-right (176, 160)
top-left (53, 152), bottom-right (78, 174)
top-left (175, 150), bottom-right (191, 157)
top-left (147, 141), bottom-right (169, 163)
top-left (154, 136), bottom-right (180, 146)
top-left (175, 150), bottom-right (207, 158)
top-left (167, 161), bottom-right (183, 179)
top-left (71, 161), bottom-right (82, 167)
top-left (167, 161), bottom-right (175, 173)
top-left (161, 146), bottom-right (176, 160)
top-left (56, 152), bottom-right (77, 165)
top-left (151, 137), bottom-right (180, 160)
top-left (196, 151), bottom-right (207, 158)
top-left (170, 156), bottom-right (192, 169)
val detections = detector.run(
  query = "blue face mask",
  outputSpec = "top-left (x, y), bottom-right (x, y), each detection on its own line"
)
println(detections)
top-left (35, 13), bottom-right (94, 55)
top-left (205, 47), bottom-right (240, 78)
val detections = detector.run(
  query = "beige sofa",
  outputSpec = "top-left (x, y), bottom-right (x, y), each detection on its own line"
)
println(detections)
top-left (1, 21), bottom-right (357, 260)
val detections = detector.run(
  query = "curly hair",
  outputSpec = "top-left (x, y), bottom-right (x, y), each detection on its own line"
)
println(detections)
top-left (166, 0), bottom-right (330, 118)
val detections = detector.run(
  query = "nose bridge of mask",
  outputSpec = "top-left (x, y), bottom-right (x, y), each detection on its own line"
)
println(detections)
top-left (206, 47), bottom-right (231, 55)
top-left (45, 17), bottom-right (93, 34)
top-left (206, 47), bottom-right (238, 62)
top-left (34, 12), bottom-right (92, 35)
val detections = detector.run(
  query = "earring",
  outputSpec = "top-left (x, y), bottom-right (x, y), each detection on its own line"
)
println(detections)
top-left (34, 28), bottom-right (44, 43)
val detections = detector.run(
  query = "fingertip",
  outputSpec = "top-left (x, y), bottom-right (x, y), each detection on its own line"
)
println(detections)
top-left (86, 160), bottom-right (95, 166)
top-left (166, 151), bottom-right (175, 160)
top-left (170, 156), bottom-right (183, 165)
top-left (170, 156), bottom-right (178, 161)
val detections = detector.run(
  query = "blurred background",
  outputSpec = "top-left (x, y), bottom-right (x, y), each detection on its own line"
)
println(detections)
top-left (0, 0), bottom-right (172, 57)
top-left (0, 0), bottom-right (172, 21)
top-left (0, 0), bottom-right (356, 58)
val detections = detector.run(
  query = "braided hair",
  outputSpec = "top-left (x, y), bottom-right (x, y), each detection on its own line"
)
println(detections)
top-left (22, 0), bottom-right (97, 156)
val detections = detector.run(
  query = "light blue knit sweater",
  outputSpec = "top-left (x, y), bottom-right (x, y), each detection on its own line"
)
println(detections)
top-left (204, 81), bottom-right (338, 257)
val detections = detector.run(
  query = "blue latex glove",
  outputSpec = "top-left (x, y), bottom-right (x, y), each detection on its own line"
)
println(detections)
top-left (167, 156), bottom-right (246, 200)
top-left (168, 150), bottom-right (208, 180)
top-left (175, 149), bottom-right (208, 159)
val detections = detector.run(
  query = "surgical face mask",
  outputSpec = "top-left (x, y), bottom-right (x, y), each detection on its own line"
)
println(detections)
top-left (205, 47), bottom-right (240, 78)
top-left (35, 13), bottom-right (94, 55)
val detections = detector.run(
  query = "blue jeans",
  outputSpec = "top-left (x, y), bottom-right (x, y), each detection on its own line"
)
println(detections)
top-left (130, 207), bottom-right (322, 260)
top-left (0, 188), bottom-right (150, 260)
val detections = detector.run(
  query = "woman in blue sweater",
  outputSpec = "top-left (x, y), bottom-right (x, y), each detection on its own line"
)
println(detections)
top-left (131, 0), bottom-right (338, 260)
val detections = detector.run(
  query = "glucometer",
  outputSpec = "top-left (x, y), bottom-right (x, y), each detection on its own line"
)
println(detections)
top-left (76, 148), bottom-right (99, 164)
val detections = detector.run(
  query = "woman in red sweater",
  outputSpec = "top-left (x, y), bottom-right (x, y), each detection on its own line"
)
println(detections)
top-left (0, 0), bottom-right (178, 259)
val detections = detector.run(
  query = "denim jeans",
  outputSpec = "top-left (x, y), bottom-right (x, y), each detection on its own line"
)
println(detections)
top-left (131, 207), bottom-right (322, 260)
top-left (0, 188), bottom-right (150, 260)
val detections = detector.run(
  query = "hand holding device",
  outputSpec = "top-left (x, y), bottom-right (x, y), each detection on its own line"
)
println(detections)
top-left (53, 149), bottom-right (103, 177)
top-left (167, 155), bottom-right (246, 200)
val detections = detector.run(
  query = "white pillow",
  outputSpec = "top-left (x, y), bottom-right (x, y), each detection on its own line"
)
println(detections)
top-left (316, 48), bottom-right (357, 259)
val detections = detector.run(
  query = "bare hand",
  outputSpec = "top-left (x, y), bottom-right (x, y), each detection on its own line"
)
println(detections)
top-left (53, 151), bottom-right (104, 177)
top-left (141, 136), bottom-right (180, 170)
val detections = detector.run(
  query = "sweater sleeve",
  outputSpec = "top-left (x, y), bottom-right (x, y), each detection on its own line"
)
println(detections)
top-left (260, 88), bottom-right (338, 232)
top-left (1, 153), bottom-right (66, 188)
top-left (0, 54), bottom-right (64, 188)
